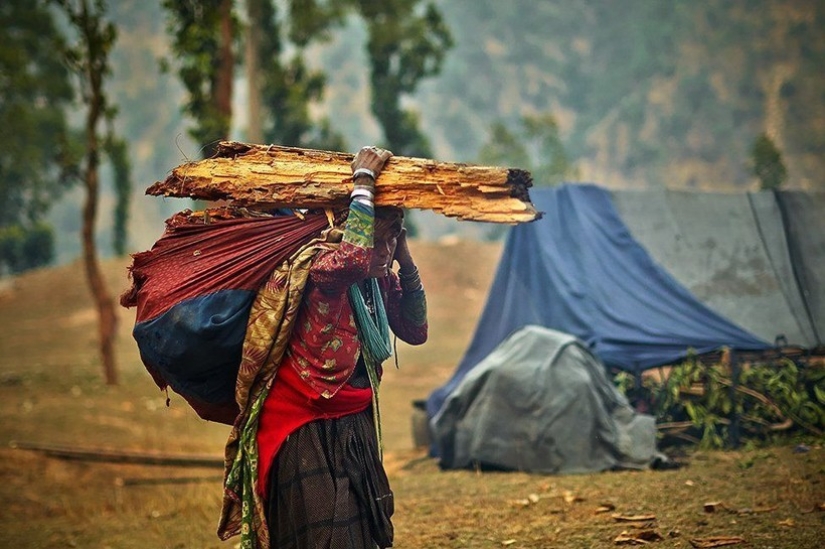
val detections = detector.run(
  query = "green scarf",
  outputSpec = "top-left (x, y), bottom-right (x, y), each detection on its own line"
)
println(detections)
top-left (348, 278), bottom-right (393, 456)
top-left (348, 278), bottom-right (392, 364)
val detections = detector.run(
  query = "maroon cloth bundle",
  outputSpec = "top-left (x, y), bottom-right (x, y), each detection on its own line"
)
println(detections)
top-left (121, 210), bottom-right (331, 423)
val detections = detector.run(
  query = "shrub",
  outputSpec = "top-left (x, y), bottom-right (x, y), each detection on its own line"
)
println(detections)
top-left (617, 353), bottom-right (825, 449)
top-left (0, 222), bottom-right (55, 274)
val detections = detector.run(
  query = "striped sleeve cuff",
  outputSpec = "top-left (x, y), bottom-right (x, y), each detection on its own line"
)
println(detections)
top-left (342, 199), bottom-right (374, 248)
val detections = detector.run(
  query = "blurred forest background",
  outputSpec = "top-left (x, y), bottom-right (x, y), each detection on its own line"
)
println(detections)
top-left (3, 0), bottom-right (824, 269)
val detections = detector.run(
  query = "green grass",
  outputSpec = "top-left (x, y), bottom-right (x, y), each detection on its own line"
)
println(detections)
top-left (1, 244), bottom-right (823, 548)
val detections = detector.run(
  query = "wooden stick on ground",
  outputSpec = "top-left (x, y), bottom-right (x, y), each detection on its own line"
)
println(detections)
top-left (148, 142), bottom-right (540, 224)
top-left (10, 440), bottom-right (223, 468)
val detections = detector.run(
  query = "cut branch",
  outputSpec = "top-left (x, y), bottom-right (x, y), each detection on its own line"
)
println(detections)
top-left (148, 141), bottom-right (540, 223)
top-left (10, 441), bottom-right (222, 468)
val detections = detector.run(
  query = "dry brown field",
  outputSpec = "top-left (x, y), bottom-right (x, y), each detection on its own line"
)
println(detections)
top-left (0, 239), bottom-right (822, 548)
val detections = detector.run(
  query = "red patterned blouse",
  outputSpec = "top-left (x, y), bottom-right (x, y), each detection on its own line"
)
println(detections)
top-left (256, 224), bottom-right (428, 494)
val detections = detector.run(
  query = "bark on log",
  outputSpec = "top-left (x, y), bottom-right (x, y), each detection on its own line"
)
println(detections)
top-left (147, 141), bottom-right (540, 224)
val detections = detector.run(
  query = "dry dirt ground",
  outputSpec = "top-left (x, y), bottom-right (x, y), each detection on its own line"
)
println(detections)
top-left (0, 238), bottom-right (823, 548)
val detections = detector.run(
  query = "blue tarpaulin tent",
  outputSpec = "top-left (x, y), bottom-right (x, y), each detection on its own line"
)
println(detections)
top-left (428, 184), bottom-right (782, 418)
top-left (426, 184), bottom-right (825, 468)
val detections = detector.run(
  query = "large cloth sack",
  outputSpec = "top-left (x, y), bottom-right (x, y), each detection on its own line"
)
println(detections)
top-left (121, 209), bottom-right (330, 424)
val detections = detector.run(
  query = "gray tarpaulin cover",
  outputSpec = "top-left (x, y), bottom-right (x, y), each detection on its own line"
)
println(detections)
top-left (431, 325), bottom-right (661, 473)
top-left (611, 188), bottom-right (824, 348)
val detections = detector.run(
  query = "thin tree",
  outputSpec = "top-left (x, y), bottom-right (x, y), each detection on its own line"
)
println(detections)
top-left (162, 0), bottom-right (235, 158)
top-left (165, 0), bottom-right (450, 157)
top-left (353, 0), bottom-right (453, 157)
top-left (105, 135), bottom-right (132, 256)
top-left (54, 0), bottom-right (120, 385)
top-left (478, 114), bottom-right (578, 186)
top-left (244, 0), bottom-right (264, 143)
top-left (260, 0), bottom-right (346, 149)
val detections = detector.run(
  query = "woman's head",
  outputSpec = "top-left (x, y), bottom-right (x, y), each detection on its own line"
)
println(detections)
top-left (370, 207), bottom-right (404, 277)
top-left (375, 207), bottom-right (403, 239)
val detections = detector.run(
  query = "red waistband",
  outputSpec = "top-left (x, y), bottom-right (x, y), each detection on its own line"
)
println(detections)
top-left (256, 356), bottom-right (373, 495)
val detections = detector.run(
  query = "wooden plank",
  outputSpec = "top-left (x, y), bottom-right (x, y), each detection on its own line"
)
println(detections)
top-left (147, 141), bottom-right (540, 223)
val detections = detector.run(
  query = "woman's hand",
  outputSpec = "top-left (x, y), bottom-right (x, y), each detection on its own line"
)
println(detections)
top-left (394, 228), bottom-right (415, 271)
top-left (350, 146), bottom-right (392, 205)
top-left (351, 146), bottom-right (393, 179)
top-left (395, 227), bottom-right (422, 291)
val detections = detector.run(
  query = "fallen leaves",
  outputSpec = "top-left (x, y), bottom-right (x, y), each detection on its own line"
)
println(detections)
top-left (800, 502), bottom-right (825, 514)
top-left (504, 484), bottom-right (810, 548)
top-left (511, 493), bottom-right (541, 507)
top-left (608, 511), bottom-right (662, 544)
top-left (735, 505), bottom-right (777, 515)
top-left (688, 536), bottom-right (746, 548)
top-left (614, 529), bottom-right (664, 545)
top-left (563, 490), bottom-right (584, 504)
top-left (703, 501), bottom-right (725, 513)
top-left (612, 513), bottom-right (657, 523)
top-left (510, 488), bottom-right (584, 508)
top-left (703, 500), bottom-right (778, 515)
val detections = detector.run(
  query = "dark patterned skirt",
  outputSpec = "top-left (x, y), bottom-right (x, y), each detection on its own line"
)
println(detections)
top-left (266, 407), bottom-right (394, 548)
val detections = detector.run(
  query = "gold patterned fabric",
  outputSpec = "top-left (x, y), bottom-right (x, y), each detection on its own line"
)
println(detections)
top-left (217, 226), bottom-right (344, 548)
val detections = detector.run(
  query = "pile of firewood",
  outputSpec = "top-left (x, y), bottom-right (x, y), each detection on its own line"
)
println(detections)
top-left (148, 141), bottom-right (540, 224)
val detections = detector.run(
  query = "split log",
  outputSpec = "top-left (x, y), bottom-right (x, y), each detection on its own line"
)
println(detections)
top-left (147, 141), bottom-right (540, 224)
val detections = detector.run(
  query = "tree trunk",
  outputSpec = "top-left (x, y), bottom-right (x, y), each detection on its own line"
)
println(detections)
top-left (245, 0), bottom-right (263, 143)
top-left (147, 141), bottom-right (539, 224)
top-left (216, 0), bottom-right (234, 134)
top-left (81, 0), bottom-right (118, 386)
top-left (82, 153), bottom-right (119, 386)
